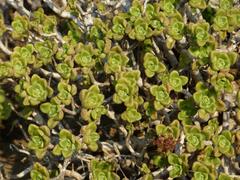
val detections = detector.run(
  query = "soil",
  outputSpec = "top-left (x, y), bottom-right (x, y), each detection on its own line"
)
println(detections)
top-left (0, 122), bottom-right (29, 180)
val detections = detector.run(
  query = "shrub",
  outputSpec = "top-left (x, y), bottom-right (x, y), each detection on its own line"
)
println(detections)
top-left (0, 0), bottom-right (239, 179)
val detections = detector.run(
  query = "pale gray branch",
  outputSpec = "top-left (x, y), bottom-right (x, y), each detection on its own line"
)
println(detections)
top-left (0, 39), bottom-right (12, 55)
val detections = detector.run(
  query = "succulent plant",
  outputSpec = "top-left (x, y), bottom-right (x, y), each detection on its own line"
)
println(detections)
top-left (10, 44), bottom-right (35, 77)
top-left (11, 13), bottom-right (29, 39)
top-left (167, 14), bottom-right (185, 40)
top-left (128, 18), bottom-right (152, 41)
top-left (53, 129), bottom-right (81, 158)
top-left (193, 82), bottom-right (220, 120)
top-left (114, 79), bottom-right (134, 104)
top-left (56, 60), bottom-right (76, 80)
top-left (145, 3), bottom-right (156, 19)
top-left (189, 0), bottom-right (207, 9)
top-left (189, 36), bottom-right (217, 64)
top-left (1, 0), bottom-right (240, 179)
top-left (56, 81), bottom-right (77, 105)
top-left (11, 44), bottom-right (35, 64)
top-left (149, 12), bottom-right (165, 36)
top-left (80, 85), bottom-right (104, 109)
top-left (0, 88), bottom-right (12, 121)
top-left (177, 98), bottom-right (197, 124)
top-left (141, 163), bottom-right (153, 180)
top-left (228, 8), bottom-right (240, 29)
top-left (0, 62), bottom-right (12, 78)
top-left (15, 74), bottom-right (53, 106)
top-left (109, 15), bottom-right (127, 40)
top-left (74, 43), bottom-right (98, 69)
top-left (30, 163), bottom-right (49, 180)
top-left (185, 125), bottom-right (206, 152)
top-left (197, 145), bottom-right (221, 168)
top-left (104, 46), bottom-right (129, 74)
top-left (55, 44), bottom-right (73, 62)
top-left (121, 107), bottom-right (142, 123)
top-left (129, 0), bottom-right (142, 21)
top-left (210, 51), bottom-right (238, 71)
top-left (90, 159), bottom-right (120, 180)
top-left (189, 22), bottom-right (210, 46)
top-left (35, 40), bottom-right (57, 67)
top-left (40, 98), bottom-right (64, 129)
top-left (210, 72), bottom-right (234, 93)
top-left (113, 71), bottom-right (141, 107)
top-left (150, 84), bottom-right (172, 110)
top-left (212, 130), bottom-right (235, 157)
top-left (203, 118), bottom-right (219, 139)
top-left (213, 10), bottom-right (229, 32)
top-left (156, 120), bottom-right (180, 140)
top-left (81, 122), bottom-right (100, 151)
top-left (212, 8), bottom-right (240, 39)
top-left (193, 88), bottom-right (216, 113)
top-left (168, 153), bottom-right (188, 178)
top-left (143, 52), bottom-right (166, 78)
top-left (218, 173), bottom-right (233, 180)
top-left (81, 105), bottom-right (107, 122)
top-left (89, 18), bottom-right (108, 40)
top-left (11, 57), bottom-right (29, 78)
top-left (159, 0), bottom-right (177, 15)
top-left (31, 8), bottom-right (57, 34)
top-left (167, 70), bottom-right (188, 92)
top-left (219, 0), bottom-right (233, 9)
top-left (28, 124), bottom-right (50, 159)
top-left (79, 84), bottom-right (107, 122)
top-left (192, 161), bottom-right (214, 180)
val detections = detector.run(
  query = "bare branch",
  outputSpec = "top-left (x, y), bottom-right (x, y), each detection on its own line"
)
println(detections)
top-left (64, 170), bottom-right (83, 180)
top-left (0, 39), bottom-right (12, 55)
top-left (6, 0), bottom-right (31, 17)
top-left (42, 0), bottom-right (85, 31)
